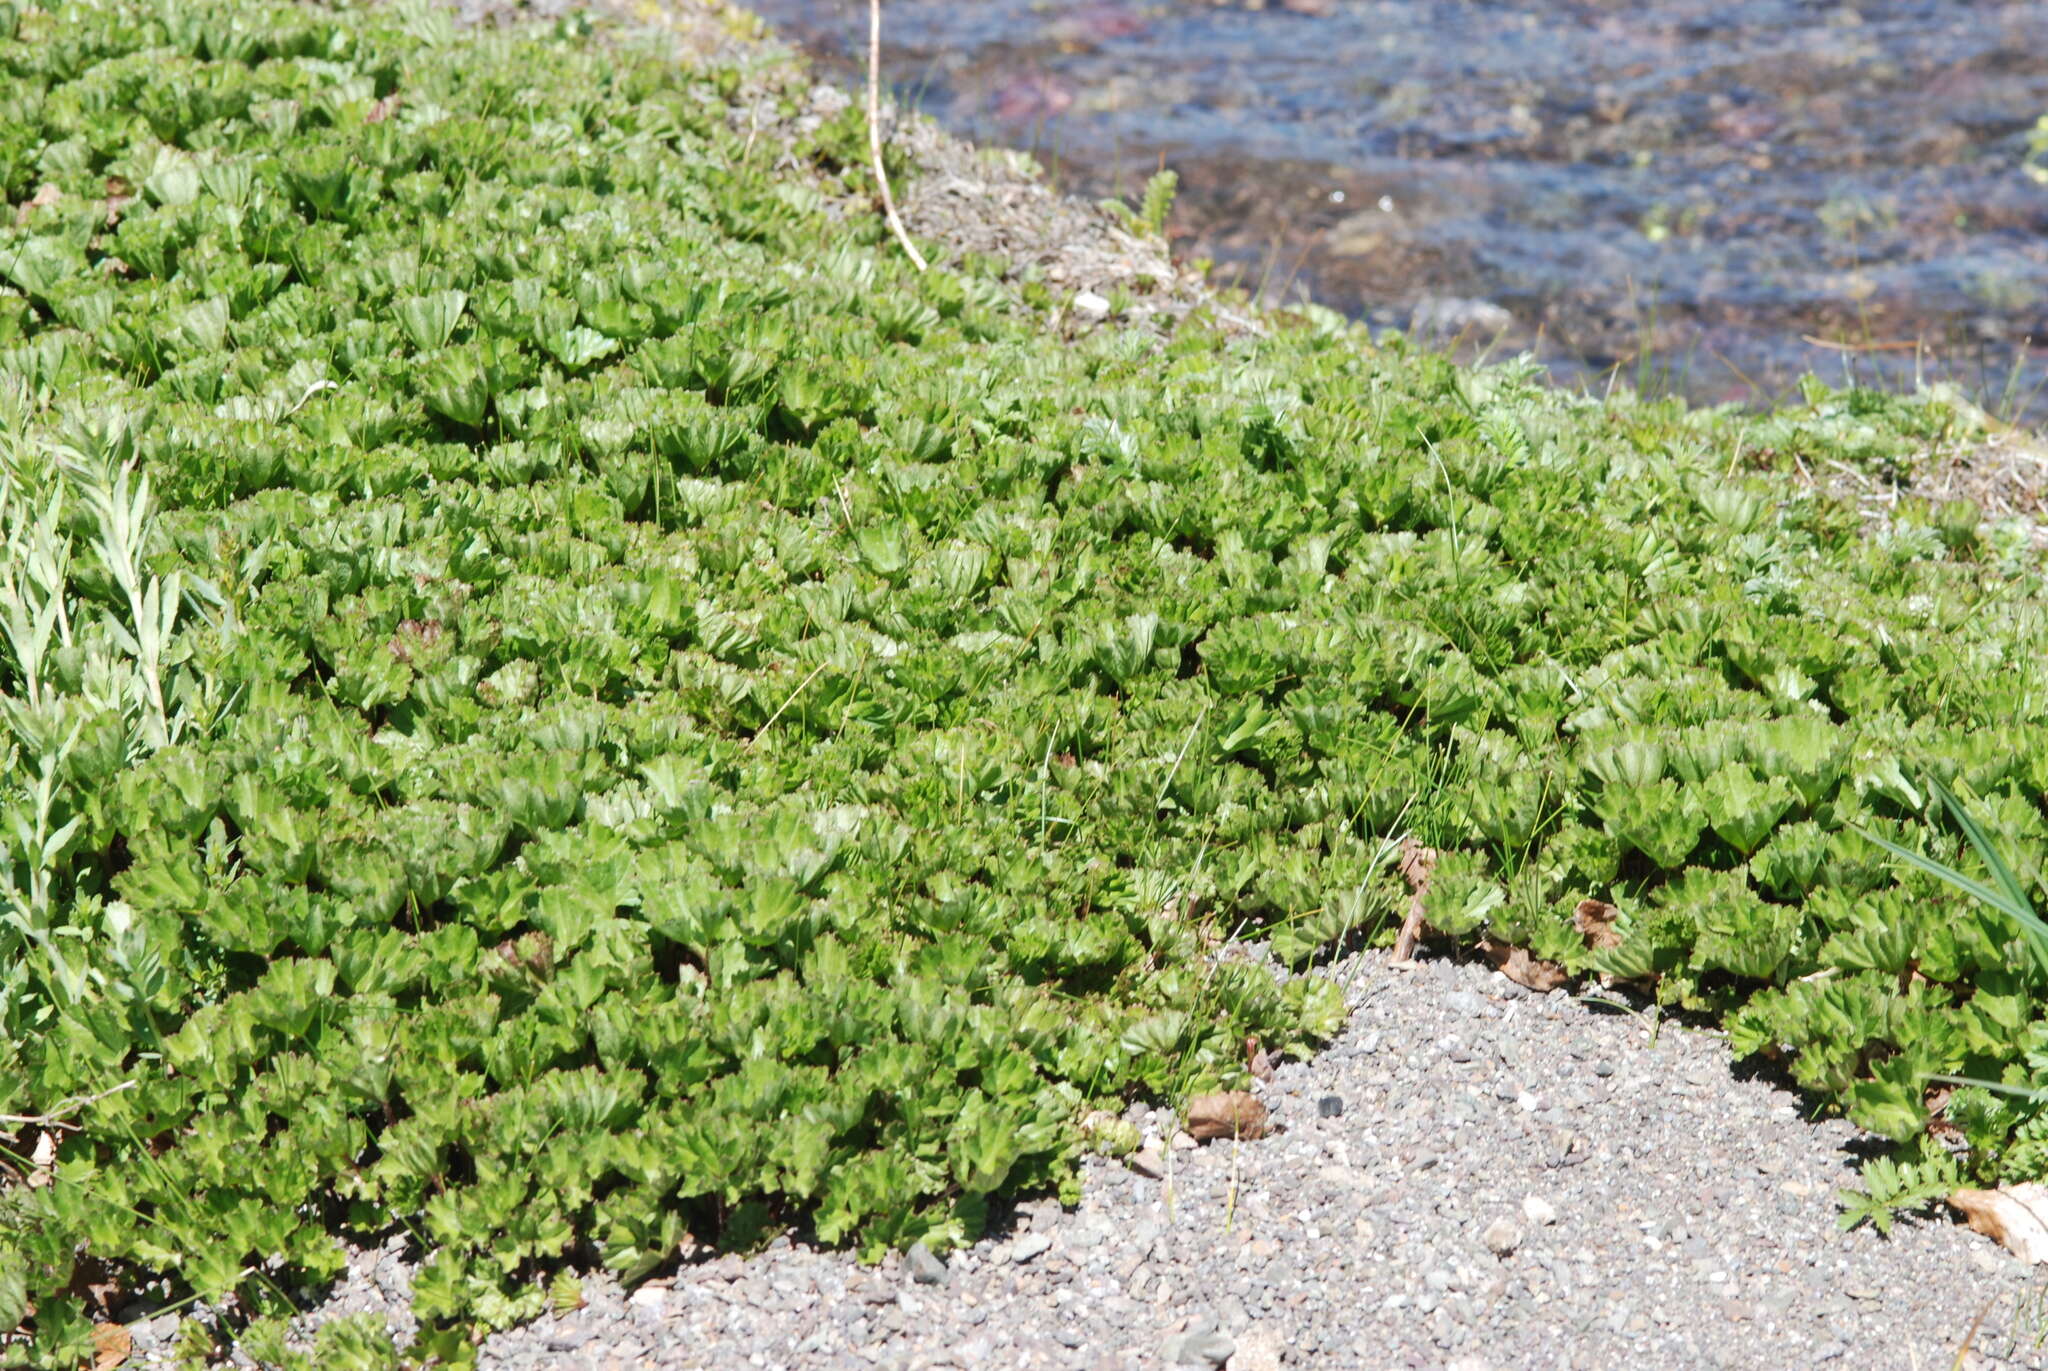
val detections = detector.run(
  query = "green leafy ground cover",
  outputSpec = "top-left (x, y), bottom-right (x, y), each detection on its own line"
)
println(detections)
top-left (3, 0), bottom-right (2048, 1363)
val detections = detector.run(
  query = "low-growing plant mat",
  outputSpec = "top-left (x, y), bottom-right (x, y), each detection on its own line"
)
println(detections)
top-left (3, 1), bottom-right (2048, 1365)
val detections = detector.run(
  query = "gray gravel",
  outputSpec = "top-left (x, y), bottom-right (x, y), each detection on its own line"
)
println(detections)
top-left (178, 950), bottom-right (2046, 1371)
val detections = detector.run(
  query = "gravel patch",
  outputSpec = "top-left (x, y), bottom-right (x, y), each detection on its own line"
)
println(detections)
top-left (148, 951), bottom-right (2046, 1370)
top-left (456, 952), bottom-right (2048, 1371)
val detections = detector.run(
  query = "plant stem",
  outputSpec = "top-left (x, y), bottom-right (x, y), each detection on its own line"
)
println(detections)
top-left (868, 0), bottom-right (926, 273)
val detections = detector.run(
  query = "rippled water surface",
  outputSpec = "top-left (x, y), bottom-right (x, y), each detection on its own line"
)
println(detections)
top-left (752, 0), bottom-right (2048, 414)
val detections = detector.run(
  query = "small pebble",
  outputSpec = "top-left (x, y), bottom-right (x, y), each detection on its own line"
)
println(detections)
top-left (132, 1315), bottom-right (181, 1351)
top-left (1482, 1218), bottom-right (1524, 1257)
top-left (1522, 1196), bottom-right (1558, 1226)
top-left (906, 1243), bottom-right (948, 1286)
top-left (1318, 1095), bottom-right (1344, 1118)
top-left (1444, 990), bottom-right (1488, 1018)
top-left (1011, 1231), bottom-right (1053, 1264)
top-left (1072, 290), bottom-right (1111, 320)
top-left (1231, 1324), bottom-right (1285, 1371)
top-left (1161, 1321), bottom-right (1235, 1368)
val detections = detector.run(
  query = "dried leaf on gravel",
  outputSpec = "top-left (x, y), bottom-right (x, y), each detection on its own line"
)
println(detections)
top-left (1950, 1184), bottom-right (2048, 1263)
top-left (1391, 837), bottom-right (1439, 964)
top-left (1478, 935), bottom-right (1568, 992)
top-left (90, 1322), bottom-right (130, 1370)
top-left (1573, 899), bottom-right (1623, 951)
top-left (1184, 1091), bottom-right (1270, 1141)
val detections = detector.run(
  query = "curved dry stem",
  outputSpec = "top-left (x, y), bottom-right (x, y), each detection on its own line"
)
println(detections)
top-left (867, 0), bottom-right (926, 272)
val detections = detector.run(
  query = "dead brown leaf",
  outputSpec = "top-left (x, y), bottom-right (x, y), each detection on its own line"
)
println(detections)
top-left (14, 182), bottom-right (60, 226)
top-left (26, 1129), bottom-right (54, 1188)
top-left (1951, 1184), bottom-right (2048, 1263)
top-left (1572, 899), bottom-right (1622, 951)
top-left (1391, 837), bottom-right (1439, 964)
top-left (1925, 1084), bottom-right (1963, 1144)
top-left (366, 94), bottom-right (403, 124)
top-left (103, 176), bottom-right (134, 227)
top-left (1184, 1091), bottom-right (1269, 1142)
top-left (1477, 936), bottom-right (1569, 992)
top-left (1396, 837), bottom-right (1437, 888)
top-left (90, 1322), bottom-right (131, 1371)
top-left (1244, 1035), bottom-right (1274, 1083)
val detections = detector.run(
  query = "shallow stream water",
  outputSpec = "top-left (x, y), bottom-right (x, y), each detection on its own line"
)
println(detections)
top-left (753, 0), bottom-right (2048, 417)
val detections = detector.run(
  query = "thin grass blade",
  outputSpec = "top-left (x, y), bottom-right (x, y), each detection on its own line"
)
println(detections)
top-left (1931, 777), bottom-right (2042, 937)
top-left (1861, 779), bottom-right (2048, 975)
top-left (1859, 826), bottom-right (2021, 921)
top-left (1926, 1073), bottom-right (2048, 1104)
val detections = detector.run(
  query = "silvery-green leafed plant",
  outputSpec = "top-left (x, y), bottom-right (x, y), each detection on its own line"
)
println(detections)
top-left (0, 407), bottom-right (195, 1033)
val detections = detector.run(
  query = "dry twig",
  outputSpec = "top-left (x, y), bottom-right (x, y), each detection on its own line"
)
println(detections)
top-left (0, 1079), bottom-right (136, 1132)
top-left (1390, 836), bottom-right (1438, 965)
top-left (867, 0), bottom-right (926, 272)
